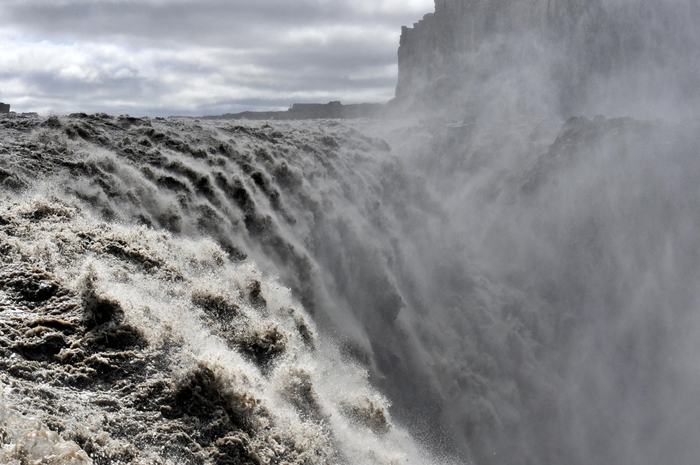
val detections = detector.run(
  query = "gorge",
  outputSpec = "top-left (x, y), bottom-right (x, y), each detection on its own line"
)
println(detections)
top-left (2, 1), bottom-right (700, 465)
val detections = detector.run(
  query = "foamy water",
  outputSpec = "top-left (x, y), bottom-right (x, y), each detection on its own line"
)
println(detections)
top-left (0, 186), bottom-right (449, 464)
top-left (2, 111), bottom-right (700, 465)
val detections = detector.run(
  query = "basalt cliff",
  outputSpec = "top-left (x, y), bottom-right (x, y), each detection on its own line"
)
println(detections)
top-left (395, 0), bottom-right (700, 116)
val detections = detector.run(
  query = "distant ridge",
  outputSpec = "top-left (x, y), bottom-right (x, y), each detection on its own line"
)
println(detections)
top-left (0, 102), bottom-right (10, 114)
top-left (203, 101), bottom-right (385, 120)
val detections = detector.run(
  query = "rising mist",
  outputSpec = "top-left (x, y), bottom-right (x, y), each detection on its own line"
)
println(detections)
top-left (1, 1), bottom-right (700, 465)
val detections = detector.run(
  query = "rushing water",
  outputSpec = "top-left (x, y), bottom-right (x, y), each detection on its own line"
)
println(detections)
top-left (2, 107), bottom-right (700, 465)
top-left (0, 115), bottom-right (449, 465)
top-left (2, 3), bottom-right (700, 458)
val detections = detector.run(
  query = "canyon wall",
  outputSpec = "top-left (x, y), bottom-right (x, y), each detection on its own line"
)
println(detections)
top-left (396, 0), bottom-right (700, 117)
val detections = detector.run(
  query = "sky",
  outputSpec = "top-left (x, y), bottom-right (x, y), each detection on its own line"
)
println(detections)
top-left (0, 0), bottom-right (433, 116)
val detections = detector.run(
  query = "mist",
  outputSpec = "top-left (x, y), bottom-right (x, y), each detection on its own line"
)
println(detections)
top-left (359, 1), bottom-right (700, 463)
top-left (2, 1), bottom-right (700, 464)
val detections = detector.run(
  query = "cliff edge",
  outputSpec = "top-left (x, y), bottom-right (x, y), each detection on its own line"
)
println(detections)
top-left (395, 0), bottom-right (700, 117)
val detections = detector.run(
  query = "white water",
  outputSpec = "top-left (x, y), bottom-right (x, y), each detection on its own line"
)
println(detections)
top-left (0, 190), bottom-right (449, 464)
top-left (2, 1), bottom-right (700, 464)
top-left (3, 98), bottom-right (700, 465)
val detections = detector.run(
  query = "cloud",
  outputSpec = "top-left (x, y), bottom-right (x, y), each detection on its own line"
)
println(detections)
top-left (0, 0), bottom-right (433, 115)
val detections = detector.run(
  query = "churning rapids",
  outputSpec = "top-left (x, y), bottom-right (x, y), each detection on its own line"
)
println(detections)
top-left (1, 109), bottom-right (700, 465)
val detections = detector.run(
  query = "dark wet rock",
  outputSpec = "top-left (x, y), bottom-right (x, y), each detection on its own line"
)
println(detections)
top-left (42, 116), bottom-right (62, 129)
top-left (0, 267), bottom-right (65, 306)
top-left (272, 161), bottom-right (303, 190)
top-left (288, 309), bottom-right (315, 350)
top-left (23, 201), bottom-right (74, 222)
top-left (0, 263), bottom-right (146, 390)
top-left (281, 369), bottom-right (323, 421)
top-left (157, 175), bottom-right (191, 193)
top-left (340, 397), bottom-right (391, 435)
top-left (117, 115), bottom-right (149, 129)
top-left (80, 270), bottom-right (126, 328)
top-left (78, 269), bottom-right (146, 354)
top-left (235, 326), bottom-right (287, 369)
top-left (83, 325), bottom-right (145, 352)
top-left (71, 431), bottom-right (138, 465)
top-left (211, 433), bottom-right (260, 465)
top-left (192, 290), bottom-right (241, 321)
top-left (28, 317), bottom-right (78, 333)
top-left (246, 280), bottom-right (266, 309)
top-left (102, 241), bottom-right (163, 271)
top-left (161, 363), bottom-right (262, 441)
top-left (13, 332), bottom-right (68, 361)
top-left (320, 135), bottom-right (339, 149)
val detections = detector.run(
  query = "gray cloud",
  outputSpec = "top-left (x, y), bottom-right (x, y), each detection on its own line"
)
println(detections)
top-left (0, 0), bottom-right (433, 115)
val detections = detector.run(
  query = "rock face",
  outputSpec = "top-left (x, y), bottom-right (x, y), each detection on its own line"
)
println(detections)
top-left (395, 0), bottom-right (700, 116)
top-left (0, 103), bottom-right (10, 114)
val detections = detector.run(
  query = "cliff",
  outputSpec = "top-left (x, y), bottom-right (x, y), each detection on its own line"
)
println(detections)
top-left (0, 103), bottom-right (10, 114)
top-left (395, 0), bottom-right (700, 116)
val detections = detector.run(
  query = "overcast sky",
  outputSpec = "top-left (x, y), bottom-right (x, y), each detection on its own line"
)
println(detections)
top-left (0, 0), bottom-right (432, 116)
